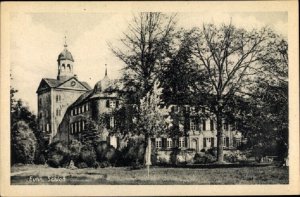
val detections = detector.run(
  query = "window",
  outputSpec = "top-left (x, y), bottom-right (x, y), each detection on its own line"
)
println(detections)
top-left (110, 116), bottom-right (115, 128)
top-left (234, 138), bottom-right (241, 147)
top-left (71, 123), bottom-right (74, 134)
top-left (86, 104), bottom-right (89, 111)
top-left (190, 120), bottom-right (196, 131)
top-left (185, 106), bottom-right (190, 112)
top-left (46, 124), bottom-right (50, 132)
top-left (62, 64), bottom-right (65, 69)
top-left (56, 109), bottom-right (61, 116)
top-left (203, 119), bottom-right (206, 131)
top-left (226, 137), bottom-right (229, 147)
top-left (67, 64), bottom-right (71, 70)
top-left (203, 137), bottom-right (207, 147)
top-left (224, 122), bottom-right (229, 131)
top-left (110, 100), bottom-right (116, 108)
top-left (231, 122), bottom-right (236, 131)
top-left (167, 138), bottom-right (173, 148)
top-left (190, 106), bottom-right (195, 113)
top-left (179, 137), bottom-right (185, 148)
top-left (106, 100), bottom-right (110, 108)
top-left (74, 122), bottom-right (77, 133)
top-left (210, 119), bottom-right (214, 130)
top-left (82, 120), bottom-right (86, 130)
top-left (56, 95), bottom-right (61, 102)
top-left (156, 138), bottom-right (162, 148)
top-left (211, 137), bottom-right (214, 147)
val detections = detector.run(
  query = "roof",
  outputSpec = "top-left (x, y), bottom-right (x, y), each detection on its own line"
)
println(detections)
top-left (57, 48), bottom-right (74, 62)
top-left (70, 90), bottom-right (94, 107)
top-left (37, 77), bottom-right (92, 93)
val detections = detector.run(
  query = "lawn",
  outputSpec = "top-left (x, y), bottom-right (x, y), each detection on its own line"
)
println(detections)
top-left (11, 164), bottom-right (288, 185)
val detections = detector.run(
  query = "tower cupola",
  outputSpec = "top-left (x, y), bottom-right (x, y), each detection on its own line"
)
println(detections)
top-left (57, 36), bottom-right (75, 81)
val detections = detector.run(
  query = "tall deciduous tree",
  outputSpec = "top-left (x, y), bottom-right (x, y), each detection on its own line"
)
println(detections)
top-left (137, 81), bottom-right (172, 164)
top-left (110, 12), bottom-right (177, 104)
top-left (192, 23), bottom-right (278, 162)
top-left (237, 36), bottom-right (288, 161)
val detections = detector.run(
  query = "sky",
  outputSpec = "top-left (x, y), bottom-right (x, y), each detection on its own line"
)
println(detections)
top-left (10, 12), bottom-right (287, 113)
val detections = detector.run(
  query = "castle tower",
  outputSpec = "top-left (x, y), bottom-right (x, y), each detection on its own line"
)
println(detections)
top-left (57, 36), bottom-right (75, 81)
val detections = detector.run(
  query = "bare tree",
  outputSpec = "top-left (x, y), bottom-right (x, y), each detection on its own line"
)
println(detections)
top-left (109, 12), bottom-right (177, 103)
top-left (192, 23), bottom-right (277, 163)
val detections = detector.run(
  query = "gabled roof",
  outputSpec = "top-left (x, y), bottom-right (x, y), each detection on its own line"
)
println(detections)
top-left (36, 77), bottom-right (92, 93)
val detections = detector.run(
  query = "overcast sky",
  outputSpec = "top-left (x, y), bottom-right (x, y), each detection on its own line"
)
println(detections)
top-left (10, 12), bottom-right (287, 113)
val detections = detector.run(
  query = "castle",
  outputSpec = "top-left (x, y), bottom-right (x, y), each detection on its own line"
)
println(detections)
top-left (37, 42), bottom-right (242, 151)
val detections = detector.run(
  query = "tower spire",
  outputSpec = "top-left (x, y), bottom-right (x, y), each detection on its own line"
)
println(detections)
top-left (105, 64), bottom-right (107, 77)
top-left (64, 35), bottom-right (68, 48)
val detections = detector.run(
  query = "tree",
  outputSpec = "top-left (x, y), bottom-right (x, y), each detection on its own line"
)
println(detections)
top-left (136, 81), bottom-right (172, 164)
top-left (160, 29), bottom-right (203, 106)
top-left (11, 121), bottom-right (37, 164)
top-left (10, 82), bottom-right (46, 164)
top-left (110, 12), bottom-right (177, 103)
top-left (236, 37), bottom-right (288, 161)
top-left (192, 23), bottom-right (278, 162)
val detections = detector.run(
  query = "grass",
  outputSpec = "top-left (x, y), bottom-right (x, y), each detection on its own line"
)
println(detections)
top-left (11, 164), bottom-right (288, 185)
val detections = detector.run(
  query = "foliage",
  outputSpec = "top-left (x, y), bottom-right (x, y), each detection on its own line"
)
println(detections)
top-left (78, 143), bottom-right (97, 167)
top-left (47, 141), bottom-right (70, 168)
top-left (188, 23), bottom-right (286, 162)
top-left (95, 141), bottom-right (119, 165)
top-left (11, 121), bottom-right (37, 164)
top-left (235, 37), bottom-right (288, 161)
top-left (69, 139), bottom-right (82, 162)
top-left (10, 81), bottom-right (47, 165)
top-left (193, 152), bottom-right (216, 164)
top-left (137, 81), bottom-right (172, 137)
top-left (110, 12), bottom-right (177, 103)
top-left (119, 136), bottom-right (145, 166)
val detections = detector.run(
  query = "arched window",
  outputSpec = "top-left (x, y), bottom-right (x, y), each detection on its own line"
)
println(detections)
top-left (67, 64), bottom-right (71, 71)
top-left (62, 64), bottom-right (65, 69)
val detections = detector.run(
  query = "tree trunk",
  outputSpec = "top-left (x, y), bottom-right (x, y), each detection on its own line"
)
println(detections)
top-left (216, 111), bottom-right (224, 163)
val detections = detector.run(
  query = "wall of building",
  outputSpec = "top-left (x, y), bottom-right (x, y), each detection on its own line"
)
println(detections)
top-left (51, 89), bottom-right (87, 142)
top-left (37, 90), bottom-right (52, 139)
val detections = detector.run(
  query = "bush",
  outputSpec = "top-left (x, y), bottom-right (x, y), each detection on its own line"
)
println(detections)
top-left (119, 137), bottom-right (145, 166)
top-left (194, 153), bottom-right (216, 164)
top-left (79, 143), bottom-right (97, 167)
top-left (47, 154), bottom-right (64, 168)
top-left (99, 161), bottom-right (110, 168)
top-left (11, 121), bottom-right (37, 164)
top-left (47, 141), bottom-right (70, 168)
top-left (36, 154), bottom-right (46, 165)
top-left (95, 142), bottom-right (119, 166)
top-left (69, 139), bottom-right (82, 162)
top-left (130, 160), bottom-right (143, 170)
top-left (77, 162), bottom-right (88, 169)
top-left (224, 153), bottom-right (238, 163)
